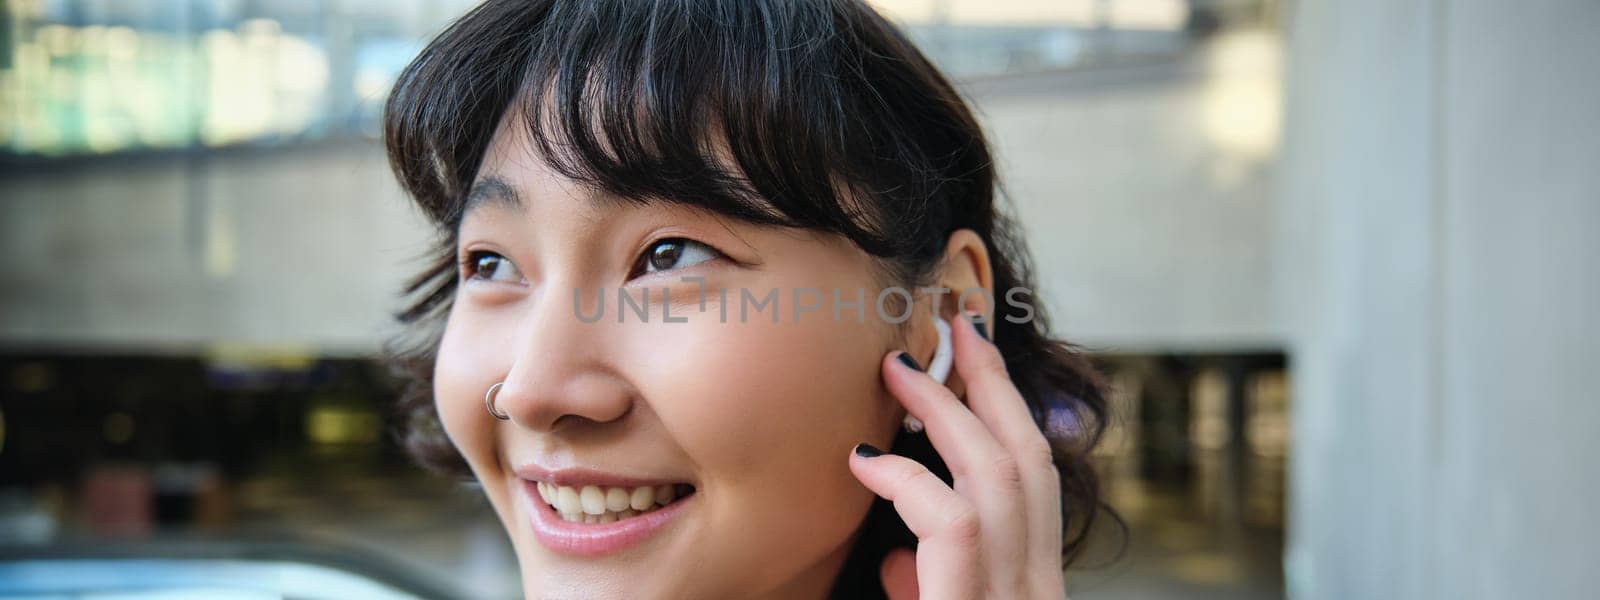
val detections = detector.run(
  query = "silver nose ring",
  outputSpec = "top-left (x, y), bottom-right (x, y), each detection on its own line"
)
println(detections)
top-left (485, 382), bottom-right (510, 420)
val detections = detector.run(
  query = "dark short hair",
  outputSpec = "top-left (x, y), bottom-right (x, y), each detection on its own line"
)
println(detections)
top-left (382, 1), bottom-right (1118, 596)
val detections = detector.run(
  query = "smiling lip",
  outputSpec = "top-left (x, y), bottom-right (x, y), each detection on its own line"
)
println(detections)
top-left (515, 466), bottom-right (695, 557)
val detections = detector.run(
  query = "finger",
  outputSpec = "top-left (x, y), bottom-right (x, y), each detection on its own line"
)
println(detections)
top-left (849, 445), bottom-right (982, 600)
top-left (951, 312), bottom-right (1065, 593)
top-left (882, 350), bottom-right (1012, 487)
top-left (952, 312), bottom-right (1047, 462)
top-left (883, 347), bottom-right (1030, 591)
top-left (879, 547), bottom-right (919, 600)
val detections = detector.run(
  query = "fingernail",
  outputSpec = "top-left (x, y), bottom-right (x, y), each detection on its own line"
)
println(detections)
top-left (895, 352), bottom-right (923, 372)
top-left (854, 443), bottom-right (884, 458)
top-left (965, 311), bottom-right (990, 342)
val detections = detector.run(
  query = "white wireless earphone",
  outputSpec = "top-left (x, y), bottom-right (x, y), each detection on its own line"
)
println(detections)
top-left (926, 316), bottom-right (954, 384)
top-left (902, 316), bottom-right (953, 433)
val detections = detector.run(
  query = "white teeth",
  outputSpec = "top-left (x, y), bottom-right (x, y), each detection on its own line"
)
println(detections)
top-left (542, 482), bottom-right (690, 523)
top-left (654, 484), bottom-right (676, 505)
top-left (605, 487), bottom-right (631, 512)
top-left (555, 505), bottom-right (648, 524)
top-left (629, 486), bottom-right (655, 511)
top-left (556, 486), bottom-right (583, 515)
top-left (580, 486), bottom-right (606, 515)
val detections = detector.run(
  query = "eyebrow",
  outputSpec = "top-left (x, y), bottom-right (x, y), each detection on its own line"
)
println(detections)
top-left (463, 175), bottom-right (522, 216)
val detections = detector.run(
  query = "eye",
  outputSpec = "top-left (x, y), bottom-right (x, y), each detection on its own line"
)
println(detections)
top-left (635, 238), bottom-right (721, 276)
top-left (462, 250), bottom-right (524, 283)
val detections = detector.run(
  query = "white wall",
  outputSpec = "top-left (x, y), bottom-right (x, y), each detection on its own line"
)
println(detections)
top-left (1278, 0), bottom-right (1600, 597)
top-left (974, 36), bottom-right (1285, 352)
top-left (0, 144), bottom-right (433, 355)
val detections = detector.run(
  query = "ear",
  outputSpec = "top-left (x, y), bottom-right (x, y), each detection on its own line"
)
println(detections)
top-left (904, 229), bottom-right (993, 394)
top-left (934, 229), bottom-right (995, 322)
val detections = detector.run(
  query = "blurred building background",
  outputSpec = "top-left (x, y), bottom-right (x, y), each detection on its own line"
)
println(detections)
top-left (1, 0), bottom-right (1595, 598)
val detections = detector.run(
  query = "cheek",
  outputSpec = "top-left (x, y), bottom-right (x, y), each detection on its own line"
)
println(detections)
top-left (669, 320), bottom-right (892, 457)
top-left (433, 307), bottom-right (511, 486)
top-left (628, 309), bottom-right (899, 581)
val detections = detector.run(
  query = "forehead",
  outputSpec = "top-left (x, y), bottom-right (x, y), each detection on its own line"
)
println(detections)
top-left (460, 93), bottom-right (766, 227)
top-left (462, 112), bottom-right (625, 221)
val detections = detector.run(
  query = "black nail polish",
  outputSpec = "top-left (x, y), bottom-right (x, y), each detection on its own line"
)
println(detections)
top-left (895, 352), bottom-right (923, 372)
top-left (967, 313), bottom-right (991, 342)
top-left (854, 443), bottom-right (884, 458)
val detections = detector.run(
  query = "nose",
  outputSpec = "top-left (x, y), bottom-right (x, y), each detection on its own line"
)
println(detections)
top-left (492, 286), bottom-right (634, 433)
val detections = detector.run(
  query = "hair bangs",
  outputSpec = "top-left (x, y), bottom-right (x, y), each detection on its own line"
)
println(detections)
top-left (388, 0), bottom-right (973, 259)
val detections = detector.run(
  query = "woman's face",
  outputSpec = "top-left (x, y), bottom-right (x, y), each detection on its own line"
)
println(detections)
top-left (433, 118), bottom-right (906, 599)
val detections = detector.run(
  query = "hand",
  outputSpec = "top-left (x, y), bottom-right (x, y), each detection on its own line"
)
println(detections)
top-left (848, 313), bottom-right (1066, 600)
